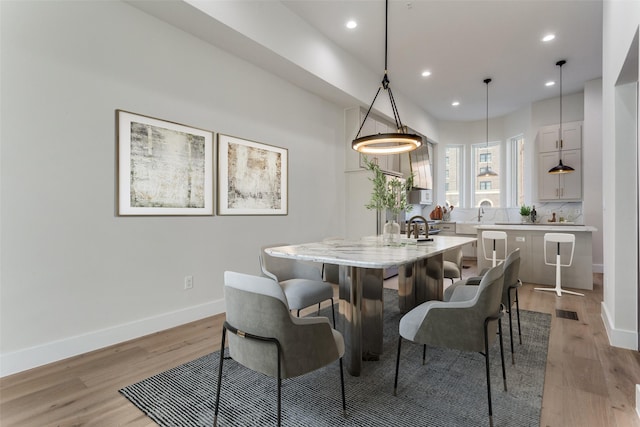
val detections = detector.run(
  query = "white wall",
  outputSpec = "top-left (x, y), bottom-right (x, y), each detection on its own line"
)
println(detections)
top-left (583, 79), bottom-right (604, 270)
top-left (0, 1), bottom-right (346, 375)
top-left (601, 0), bottom-right (640, 350)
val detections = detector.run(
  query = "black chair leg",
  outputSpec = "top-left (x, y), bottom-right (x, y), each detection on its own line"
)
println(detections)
top-left (483, 321), bottom-right (494, 427)
top-left (422, 344), bottom-right (427, 365)
top-left (213, 327), bottom-right (227, 427)
top-left (393, 337), bottom-right (402, 396)
top-left (339, 358), bottom-right (347, 416)
top-left (508, 287), bottom-right (515, 365)
top-left (515, 286), bottom-right (522, 344)
top-left (276, 346), bottom-right (282, 427)
top-left (498, 317), bottom-right (507, 392)
top-left (508, 306), bottom-right (515, 365)
top-left (330, 298), bottom-right (336, 328)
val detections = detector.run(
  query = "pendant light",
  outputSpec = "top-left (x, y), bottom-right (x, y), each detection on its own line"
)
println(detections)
top-left (352, 0), bottom-right (422, 155)
top-left (548, 60), bottom-right (575, 174)
top-left (478, 78), bottom-right (498, 177)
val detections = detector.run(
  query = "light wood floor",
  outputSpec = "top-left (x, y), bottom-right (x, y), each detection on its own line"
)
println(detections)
top-left (1, 262), bottom-right (639, 426)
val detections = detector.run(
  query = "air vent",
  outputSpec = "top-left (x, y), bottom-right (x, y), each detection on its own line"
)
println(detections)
top-left (556, 309), bottom-right (579, 321)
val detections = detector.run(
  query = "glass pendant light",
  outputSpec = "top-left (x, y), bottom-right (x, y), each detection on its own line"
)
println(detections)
top-left (352, 0), bottom-right (422, 155)
top-left (478, 78), bottom-right (498, 177)
top-left (548, 60), bottom-right (575, 174)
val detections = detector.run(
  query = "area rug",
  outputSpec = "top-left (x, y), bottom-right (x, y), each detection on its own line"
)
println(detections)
top-left (120, 289), bottom-right (550, 427)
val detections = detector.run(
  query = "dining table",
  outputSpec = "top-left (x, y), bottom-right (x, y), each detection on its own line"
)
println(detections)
top-left (264, 234), bottom-right (477, 376)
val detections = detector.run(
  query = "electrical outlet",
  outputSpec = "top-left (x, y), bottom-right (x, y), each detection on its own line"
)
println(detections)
top-left (184, 275), bottom-right (193, 290)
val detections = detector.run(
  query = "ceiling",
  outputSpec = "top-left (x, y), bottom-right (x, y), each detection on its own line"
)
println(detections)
top-left (280, 0), bottom-right (603, 122)
top-left (129, 0), bottom-right (603, 124)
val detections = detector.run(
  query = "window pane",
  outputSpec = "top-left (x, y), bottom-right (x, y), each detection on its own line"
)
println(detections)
top-left (473, 142), bottom-right (500, 207)
top-left (445, 146), bottom-right (462, 207)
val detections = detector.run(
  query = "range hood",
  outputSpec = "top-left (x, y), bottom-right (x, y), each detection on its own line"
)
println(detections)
top-left (408, 142), bottom-right (433, 190)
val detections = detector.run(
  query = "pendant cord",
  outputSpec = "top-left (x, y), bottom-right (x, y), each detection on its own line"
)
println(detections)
top-left (484, 78), bottom-right (491, 173)
top-left (559, 61), bottom-right (563, 153)
top-left (384, 0), bottom-right (388, 72)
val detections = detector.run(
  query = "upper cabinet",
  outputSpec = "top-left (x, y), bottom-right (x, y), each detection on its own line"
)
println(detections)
top-left (344, 107), bottom-right (402, 175)
top-left (537, 121), bottom-right (583, 201)
top-left (538, 121), bottom-right (582, 152)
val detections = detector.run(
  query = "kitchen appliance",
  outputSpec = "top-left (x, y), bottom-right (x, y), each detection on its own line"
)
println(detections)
top-left (408, 189), bottom-right (433, 205)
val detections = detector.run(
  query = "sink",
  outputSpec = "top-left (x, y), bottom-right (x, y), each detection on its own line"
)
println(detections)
top-left (455, 221), bottom-right (482, 235)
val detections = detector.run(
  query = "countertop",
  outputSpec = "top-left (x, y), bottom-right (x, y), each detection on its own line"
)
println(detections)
top-left (476, 223), bottom-right (597, 232)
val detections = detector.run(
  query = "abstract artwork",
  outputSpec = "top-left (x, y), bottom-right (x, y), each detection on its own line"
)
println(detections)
top-left (117, 110), bottom-right (213, 215)
top-left (217, 134), bottom-right (288, 215)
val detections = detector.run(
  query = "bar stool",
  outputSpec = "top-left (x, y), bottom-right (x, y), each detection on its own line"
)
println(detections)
top-left (534, 233), bottom-right (583, 297)
top-left (482, 230), bottom-right (508, 267)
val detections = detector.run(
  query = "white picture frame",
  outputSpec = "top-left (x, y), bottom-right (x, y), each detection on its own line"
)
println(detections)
top-left (117, 110), bottom-right (214, 216)
top-left (217, 134), bottom-right (288, 215)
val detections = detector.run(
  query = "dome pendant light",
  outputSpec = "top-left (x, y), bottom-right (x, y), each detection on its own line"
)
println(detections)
top-left (352, 0), bottom-right (422, 155)
top-left (548, 60), bottom-right (575, 174)
top-left (478, 78), bottom-right (498, 177)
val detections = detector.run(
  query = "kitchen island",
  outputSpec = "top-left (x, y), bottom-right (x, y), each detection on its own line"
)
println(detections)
top-left (475, 223), bottom-right (597, 290)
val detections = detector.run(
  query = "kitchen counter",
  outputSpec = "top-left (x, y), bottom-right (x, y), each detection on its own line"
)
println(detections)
top-left (474, 224), bottom-right (595, 290)
top-left (482, 223), bottom-right (597, 232)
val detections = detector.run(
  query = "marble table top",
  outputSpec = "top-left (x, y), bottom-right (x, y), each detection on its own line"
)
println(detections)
top-left (264, 235), bottom-right (477, 269)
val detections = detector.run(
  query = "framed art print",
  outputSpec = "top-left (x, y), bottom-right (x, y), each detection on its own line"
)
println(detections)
top-left (217, 134), bottom-right (288, 215)
top-left (117, 110), bottom-right (214, 215)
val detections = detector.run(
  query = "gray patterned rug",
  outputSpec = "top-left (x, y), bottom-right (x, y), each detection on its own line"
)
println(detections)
top-left (120, 289), bottom-right (550, 426)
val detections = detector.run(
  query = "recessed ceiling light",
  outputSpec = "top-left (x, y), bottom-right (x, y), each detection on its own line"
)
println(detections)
top-left (545, 81), bottom-right (555, 87)
top-left (542, 34), bottom-right (555, 42)
top-left (346, 20), bottom-right (357, 29)
top-left (421, 70), bottom-right (431, 77)
top-left (451, 101), bottom-right (460, 107)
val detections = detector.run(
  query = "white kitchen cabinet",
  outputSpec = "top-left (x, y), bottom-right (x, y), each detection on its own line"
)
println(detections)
top-left (538, 121), bottom-right (582, 153)
top-left (538, 149), bottom-right (582, 200)
top-left (537, 121), bottom-right (582, 201)
top-left (344, 107), bottom-right (401, 174)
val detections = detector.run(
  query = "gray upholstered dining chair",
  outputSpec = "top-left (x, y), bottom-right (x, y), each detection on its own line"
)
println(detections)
top-left (444, 248), bottom-right (523, 364)
top-left (260, 243), bottom-right (336, 326)
top-left (443, 247), bottom-right (463, 283)
top-left (214, 271), bottom-right (346, 427)
top-left (394, 265), bottom-right (507, 427)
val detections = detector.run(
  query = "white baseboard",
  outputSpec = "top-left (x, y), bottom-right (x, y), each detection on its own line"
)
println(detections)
top-left (601, 301), bottom-right (638, 350)
top-left (0, 299), bottom-right (226, 378)
top-left (593, 263), bottom-right (604, 273)
top-left (636, 384), bottom-right (640, 420)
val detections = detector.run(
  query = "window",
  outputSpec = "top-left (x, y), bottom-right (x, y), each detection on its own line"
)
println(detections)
top-left (473, 142), bottom-right (500, 207)
top-left (445, 145), bottom-right (462, 207)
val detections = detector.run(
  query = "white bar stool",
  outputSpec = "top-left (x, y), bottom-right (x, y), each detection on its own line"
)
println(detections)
top-left (482, 230), bottom-right (508, 267)
top-left (535, 233), bottom-right (583, 297)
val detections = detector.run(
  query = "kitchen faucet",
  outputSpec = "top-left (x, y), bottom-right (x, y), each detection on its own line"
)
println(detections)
top-left (406, 215), bottom-right (430, 239)
top-left (477, 207), bottom-right (484, 222)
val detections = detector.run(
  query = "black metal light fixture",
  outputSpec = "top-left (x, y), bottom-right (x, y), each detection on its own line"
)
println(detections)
top-left (352, 0), bottom-right (422, 155)
top-left (548, 59), bottom-right (575, 174)
top-left (478, 78), bottom-right (498, 177)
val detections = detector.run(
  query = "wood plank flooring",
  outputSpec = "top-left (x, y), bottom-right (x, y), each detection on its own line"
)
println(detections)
top-left (1, 263), bottom-right (639, 426)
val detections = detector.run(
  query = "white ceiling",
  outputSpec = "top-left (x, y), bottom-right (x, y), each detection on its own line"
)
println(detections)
top-left (280, 0), bottom-right (603, 122)
top-left (129, 0), bottom-right (602, 123)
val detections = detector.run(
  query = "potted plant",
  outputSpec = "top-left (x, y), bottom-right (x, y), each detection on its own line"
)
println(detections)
top-left (519, 205), bottom-right (532, 223)
top-left (363, 156), bottom-right (414, 245)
